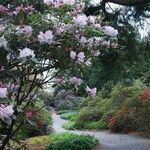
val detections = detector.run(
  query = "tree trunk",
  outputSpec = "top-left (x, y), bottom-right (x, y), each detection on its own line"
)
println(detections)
top-left (104, 0), bottom-right (150, 6)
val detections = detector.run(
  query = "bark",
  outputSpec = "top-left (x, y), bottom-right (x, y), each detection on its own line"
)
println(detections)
top-left (104, 0), bottom-right (150, 6)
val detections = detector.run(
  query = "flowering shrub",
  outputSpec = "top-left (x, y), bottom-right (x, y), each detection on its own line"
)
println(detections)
top-left (0, 0), bottom-right (118, 149)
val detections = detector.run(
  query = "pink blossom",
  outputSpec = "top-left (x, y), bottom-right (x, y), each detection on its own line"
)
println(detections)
top-left (0, 105), bottom-right (14, 120)
top-left (86, 86), bottom-right (97, 97)
top-left (70, 51), bottom-right (85, 64)
top-left (77, 52), bottom-right (85, 63)
top-left (14, 5), bottom-right (34, 15)
top-left (69, 77), bottom-right (82, 86)
top-left (79, 36), bottom-right (87, 46)
top-left (16, 25), bottom-right (33, 36)
top-left (88, 16), bottom-right (96, 24)
top-left (0, 5), bottom-right (8, 13)
top-left (19, 48), bottom-right (35, 58)
top-left (74, 14), bottom-right (88, 26)
top-left (103, 26), bottom-right (118, 37)
top-left (38, 30), bottom-right (54, 45)
top-left (0, 87), bottom-right (7, 98)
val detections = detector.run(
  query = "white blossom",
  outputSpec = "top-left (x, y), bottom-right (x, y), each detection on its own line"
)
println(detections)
top-left (85, 58), bottom-right (92, 66)
top-left (70, 51), bottom-right (76, 60)
top-left (64, 0), bottom-right (75, 5)
top-left (43, 0), bottom-right (53, 5)
top-left (93, 50), bottom-right (100, 56)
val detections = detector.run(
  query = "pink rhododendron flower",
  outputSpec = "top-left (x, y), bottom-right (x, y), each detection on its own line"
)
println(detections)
top-left (103, 26), bottom-right (118, 37)
top-left (74, 14), bottom-right (88, 26)
top-left (0, 87), bottom-right (7, 98)
top-left (14, 5), bottom-right (34, 15)
top-left (88, 16), bottom-right (96, 24)
top-left (77, 52), bottom-right (85, 63)
top-left (69, 77), bottom-right (82, 86)
top-left (70, 51), bottom-right (85, 64)
top-left (16, 25), bottom-right (33, 36)
top-left (0, 105), bottom-right (14, 120)
top-left (38, 30), bottom-right (54, 45)
top-left (19, 48), bottom-right (35, 58)
top-left (0, 5), bottom-right (8, 13)
top-left (44, 0), bottom-right (75, 6)
top-left (79, 36), bottom-right (87, 46)
top-left (86, 86), bottom-right (97, 97)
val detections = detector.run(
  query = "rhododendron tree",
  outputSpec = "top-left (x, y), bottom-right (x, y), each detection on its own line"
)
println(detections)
top-left (0, 0), bottom-right (118, 149)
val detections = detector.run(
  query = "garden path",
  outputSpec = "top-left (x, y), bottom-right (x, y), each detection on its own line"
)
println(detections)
top-left (52, 112), bottom-right (150, 150)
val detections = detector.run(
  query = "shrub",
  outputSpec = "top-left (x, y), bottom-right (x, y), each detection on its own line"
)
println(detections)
top-left (19, 102), bottom-right (52, 138)
top-left (60, 112), bottom-right (77, 120)
top-left (109, 87), bottom-right (150, 133)
top-left (77, 107), bottom-right (103, 122)
top-left (84, 120), bottom-right (107, 130)
top-left (46, 133), bottom-right (98, 150)
top-left (62, 121), bottom-right (76, 130)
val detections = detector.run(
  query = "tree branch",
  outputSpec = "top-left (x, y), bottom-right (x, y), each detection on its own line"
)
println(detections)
top-left (104, 0), bottom-right (150, 6)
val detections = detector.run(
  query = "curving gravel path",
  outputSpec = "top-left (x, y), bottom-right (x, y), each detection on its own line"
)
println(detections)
top-left (52, 112), bottom-right (150, 150)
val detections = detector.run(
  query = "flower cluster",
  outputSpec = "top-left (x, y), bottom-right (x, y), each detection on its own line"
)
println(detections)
top-left (0, 87), bottom-right (7, 98)
top-left (19, 48), bottom-right (35, 58)
top-left (69, 77), bottom-right (82, 86)
top-left (38, 30), bottom-right (54, 45)
top-left (0, 105), bottom-right (14, 120)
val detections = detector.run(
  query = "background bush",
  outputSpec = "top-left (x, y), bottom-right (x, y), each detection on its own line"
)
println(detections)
top-left (46, 133), bottom-right (98, 150)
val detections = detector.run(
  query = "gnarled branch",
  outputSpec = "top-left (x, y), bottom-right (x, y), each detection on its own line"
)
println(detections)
top-left (103, 0), bottom-right (150, 6)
